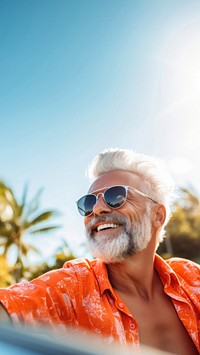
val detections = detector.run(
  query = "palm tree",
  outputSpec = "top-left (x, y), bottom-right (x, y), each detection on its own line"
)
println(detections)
top-left (0, 181), bottom-right (61, 282)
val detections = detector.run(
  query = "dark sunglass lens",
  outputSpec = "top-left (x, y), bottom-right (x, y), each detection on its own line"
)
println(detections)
top-left (77, 194), bottom-right (96, 216)
top-left (104, 186), bottom-right (126, 208)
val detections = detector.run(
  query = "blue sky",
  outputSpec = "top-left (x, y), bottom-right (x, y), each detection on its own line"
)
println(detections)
top-left (1, 0), bottom-right (200, 262)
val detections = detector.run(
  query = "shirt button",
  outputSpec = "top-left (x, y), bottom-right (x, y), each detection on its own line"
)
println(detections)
top-left (130, 323), bottom-right (135, 329)
top-left (118, 302), bottom-right (124, 308)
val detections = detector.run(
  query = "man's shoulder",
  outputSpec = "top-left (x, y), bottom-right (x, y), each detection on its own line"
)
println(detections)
top-left (60, 258), bottom-right (107, 287)
top-left (166, 257), bottom-right (200, 284)
top-left (16, 258), bottom-right (100, 289)
top-left (166, 256), bottom-right (200, 271)
top-left (63, 257), bottom-right (100, 270)
top-left (63, 258), bottom-right (99, 268)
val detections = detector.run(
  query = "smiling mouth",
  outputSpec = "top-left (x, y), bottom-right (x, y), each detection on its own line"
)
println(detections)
top-left (95, 223), bottom-right (121, 233)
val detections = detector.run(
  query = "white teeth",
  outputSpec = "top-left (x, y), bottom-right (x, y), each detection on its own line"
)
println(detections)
top-left (97, 223), bottom-right (120, 232)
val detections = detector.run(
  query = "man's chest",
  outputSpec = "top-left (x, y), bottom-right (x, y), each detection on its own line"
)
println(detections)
top-left (115, 289), bottom-right (198, 354)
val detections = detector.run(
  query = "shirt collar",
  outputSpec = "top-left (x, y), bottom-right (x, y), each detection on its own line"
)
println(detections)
top-left (154, 253), bottom-right (180, 288)
top-left (92, 258), bottom-right (114, 296)
top-left (92, 254), bottom-right (180, 296)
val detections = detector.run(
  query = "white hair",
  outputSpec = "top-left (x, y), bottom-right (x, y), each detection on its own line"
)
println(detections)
top-left (87, 148), bottom-right (175, 244)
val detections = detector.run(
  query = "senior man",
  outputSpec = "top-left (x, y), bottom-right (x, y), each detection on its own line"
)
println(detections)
top-left (0, 148), bottom-right (199, 355)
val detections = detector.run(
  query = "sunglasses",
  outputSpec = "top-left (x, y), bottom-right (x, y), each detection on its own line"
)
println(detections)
top-left (76, 185), bottom-right (158, 217)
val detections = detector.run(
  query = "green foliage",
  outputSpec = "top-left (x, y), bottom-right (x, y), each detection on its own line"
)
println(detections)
top-left (157, 187), bottom-right (200, 263)
top-left (0, 181), bottom-right (61, 282)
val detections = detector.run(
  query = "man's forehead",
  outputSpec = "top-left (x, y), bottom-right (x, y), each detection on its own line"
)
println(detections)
top-left (88, 170), bottom-right (142, 193)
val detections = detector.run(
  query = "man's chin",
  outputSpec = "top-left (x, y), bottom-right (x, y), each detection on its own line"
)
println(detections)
top-left (87, 233), bottom-right (132, 263)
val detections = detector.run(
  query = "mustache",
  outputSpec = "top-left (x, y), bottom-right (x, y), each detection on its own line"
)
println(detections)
top-left (85, 214), bottom-right (128, 236)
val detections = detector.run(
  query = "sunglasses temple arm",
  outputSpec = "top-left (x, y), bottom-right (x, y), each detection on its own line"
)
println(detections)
top-left (131, 187), bottom-right (158, 204)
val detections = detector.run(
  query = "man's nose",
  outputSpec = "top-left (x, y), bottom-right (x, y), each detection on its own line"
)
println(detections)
top-left (92, 194), bottom-right (112, 216)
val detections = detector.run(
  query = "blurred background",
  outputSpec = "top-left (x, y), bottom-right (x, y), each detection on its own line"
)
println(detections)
top-left (0, 0), bottom-right (200, 285)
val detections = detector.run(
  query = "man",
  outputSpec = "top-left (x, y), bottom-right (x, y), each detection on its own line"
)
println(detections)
top-left (0, 148), bottom-right (199, 354)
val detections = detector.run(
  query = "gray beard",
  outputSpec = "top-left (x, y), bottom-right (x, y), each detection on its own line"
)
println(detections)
top-left (85, 209), bottom-right (152, 263)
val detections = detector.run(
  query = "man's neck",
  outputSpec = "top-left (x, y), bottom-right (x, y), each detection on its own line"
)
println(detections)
top-left (106, 248), bottom-right (157, 301)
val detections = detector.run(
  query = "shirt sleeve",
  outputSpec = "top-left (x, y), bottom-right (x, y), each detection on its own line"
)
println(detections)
top-left (0, 265), bottom-right (79, 328)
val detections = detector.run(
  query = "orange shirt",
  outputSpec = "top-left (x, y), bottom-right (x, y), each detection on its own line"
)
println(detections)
top-left (0, 254), bottom-right (199, 351)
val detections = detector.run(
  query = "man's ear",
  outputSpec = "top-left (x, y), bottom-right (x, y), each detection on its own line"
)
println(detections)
top-left (152, 204), bottom-right (166, 229)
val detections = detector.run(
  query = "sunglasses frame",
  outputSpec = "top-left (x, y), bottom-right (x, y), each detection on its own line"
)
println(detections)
top-left (76, 185), bottom-right (158, 217)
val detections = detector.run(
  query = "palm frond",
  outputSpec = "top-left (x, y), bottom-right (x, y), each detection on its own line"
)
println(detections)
top-left (1, 239), bottom-right (14, 255)
top-left (30, 225), bottom-right (61, 234)
top-left (18, 182), bottom-right (29, 217)
top-left (0, 181), bottom-right (18, 205)
top-left (21, 242), bottom-right (40, 256)
top-left (25, 210), bottom-right (59, 228)
top-left (24, 188), bottom-right (44, 218)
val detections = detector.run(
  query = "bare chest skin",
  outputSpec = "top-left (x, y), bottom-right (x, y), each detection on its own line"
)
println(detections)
top-left (115, 277), bottom-right (198, 355)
